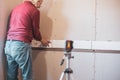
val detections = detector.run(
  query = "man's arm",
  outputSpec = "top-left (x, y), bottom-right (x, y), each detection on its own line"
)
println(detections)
top-left (32, 10), bottom-right (42, 41)
top-left (32, 10), bottom-right (50, 46)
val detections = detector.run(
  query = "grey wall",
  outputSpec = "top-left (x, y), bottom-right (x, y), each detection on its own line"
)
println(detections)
top-left (1, 0), bottom-right (120, 80)
top-left (39, 0), bottom-right (120, 41)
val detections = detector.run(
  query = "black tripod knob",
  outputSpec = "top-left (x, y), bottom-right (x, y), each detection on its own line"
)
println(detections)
top-left (64, 68), bottom-right (73, 73)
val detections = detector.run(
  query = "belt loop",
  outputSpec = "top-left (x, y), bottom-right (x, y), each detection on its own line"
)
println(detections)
top-left (10, 39), bottom-right (12, 43)
top-left (8, 40), bottom-right (12, 44)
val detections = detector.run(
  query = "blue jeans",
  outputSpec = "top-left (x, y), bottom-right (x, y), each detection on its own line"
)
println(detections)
top-left (4, 40), bottom-right (32, 80)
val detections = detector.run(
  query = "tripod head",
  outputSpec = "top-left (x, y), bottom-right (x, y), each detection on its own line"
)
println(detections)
top-left (60, 40), bottom-right (74, 66)
top-left (65, 40), bottom-right (73, 52)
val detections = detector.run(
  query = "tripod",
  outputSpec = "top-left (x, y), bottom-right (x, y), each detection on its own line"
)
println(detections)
top-left (59, 51), bottom-right (74, 80)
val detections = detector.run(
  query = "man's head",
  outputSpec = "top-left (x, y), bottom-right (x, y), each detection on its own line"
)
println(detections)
top-left (24, 0), bottom-right (43, 8)
top-left (32, 0), bottom-right (43, 8)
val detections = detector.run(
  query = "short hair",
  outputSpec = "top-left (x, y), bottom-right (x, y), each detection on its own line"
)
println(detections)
top-left (32, 0), bottom-right (42, 4)
top-left (32, 0), bottom-right (39, 4)
top-left (23, 0), bottom-right (42, 4)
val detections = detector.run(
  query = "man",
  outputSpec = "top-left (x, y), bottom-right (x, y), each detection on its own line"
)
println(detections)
top-left (4, 0), bottom-right (50, 80)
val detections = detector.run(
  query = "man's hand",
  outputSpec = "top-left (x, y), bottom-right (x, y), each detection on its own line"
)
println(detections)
top-left (41, 38), bottom-right (51, 47)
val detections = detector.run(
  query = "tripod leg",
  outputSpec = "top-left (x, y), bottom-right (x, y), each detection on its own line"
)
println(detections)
top-left (66, 73), bottom-right (74, 80)
top-left (59, 72), bottom-right (65, 80)
top-left (66, 74), bottom-right (70, 80)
